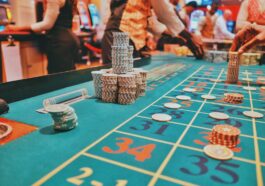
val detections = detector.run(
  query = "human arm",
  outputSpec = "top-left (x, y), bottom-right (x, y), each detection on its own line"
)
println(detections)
top-left (5, 0), bottom-right (64, 33)
top-left (230, 24), bottom-right (265, 54)
top-left (151, 0), bottom-right (204, 59)
top-left (147, 10), bottom-right (167, 37)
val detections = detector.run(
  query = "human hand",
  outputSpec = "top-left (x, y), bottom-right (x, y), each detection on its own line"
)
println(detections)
top-left (230, 24), bottom-right (265, 54)
top-left (179, 30), bottom-right (204, 59)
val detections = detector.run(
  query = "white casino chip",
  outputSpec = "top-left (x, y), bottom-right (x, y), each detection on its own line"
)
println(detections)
top-left (152, 113), bottom-right (172, 122)
top-left (209, 112), bottom-right (229, 120)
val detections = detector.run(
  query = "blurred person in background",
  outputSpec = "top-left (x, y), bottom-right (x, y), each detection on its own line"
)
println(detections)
top-left (236, 0), bottom-right (265, 30)
top-left (179, 1), bottom-right (198, 29)
top-left (214, 9), bottom-right (235, 40)
top-left (102, 0), bottom-right (204, 64)
top-left (5, 0), bottom-right (80, 74)
top-left (196, 2), bottom-right (219, 38)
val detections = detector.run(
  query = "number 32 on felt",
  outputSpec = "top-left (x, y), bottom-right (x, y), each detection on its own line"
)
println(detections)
top-left (102, 138), bottom-right (156, 162)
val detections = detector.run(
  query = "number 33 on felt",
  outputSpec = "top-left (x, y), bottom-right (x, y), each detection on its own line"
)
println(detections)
top-left (102, 138), bottom-right (156, 162)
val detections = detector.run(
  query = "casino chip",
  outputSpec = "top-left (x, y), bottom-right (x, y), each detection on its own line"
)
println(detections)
top-left (224, 93), bottom-right (244, 104)
top-left (152, 113), bottom-right (172, 122)
top-left (242, 71), bottom-right (252, 75)
top-left (210, 79), bottom-right (222, 83)
top-left (45, 104), bottom-right (69, 113)
top-left (204, 144), bottom-right (234, 160)
top-left (164, 102), bottom-right (181, 109)
top-left (183, 88), bottom-right (196, 93)
top-left (176, 95), bottom-right (191, 101)
top-left (201, 94), bottom-right (216, 100)
top-left (243, 86), bottom-right (257, 91)
top-left (210, 124), bottom-right (240, 148)
top-left (0, 123), bottom-right (12, 140)
top-left (45, 104), bottom-right (78, 131)
top-left (243, 111), bottom-right (264, 119)
top-left (242, 78), bottom-right (253, 82)
top-left (209, 112), bottom-right (229, 120)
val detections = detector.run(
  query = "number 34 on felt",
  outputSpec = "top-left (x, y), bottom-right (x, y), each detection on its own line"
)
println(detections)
top-left (102, 138), bottom-right (156, 162)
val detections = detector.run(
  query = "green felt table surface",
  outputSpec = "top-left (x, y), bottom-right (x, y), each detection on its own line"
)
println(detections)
top-left (0, 54), bottom-right (264, 186)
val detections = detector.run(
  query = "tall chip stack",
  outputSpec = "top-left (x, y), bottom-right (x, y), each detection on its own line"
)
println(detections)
top-left (226, 52), bottom-right (240, 84)
top-left (139, 70), bottom-right (148, 96)
top-left (92, 32), bottom-right (148, 105)
top-left (101, 74), bottom-right (118, 103)
top-left (92, 71), bottom-right (104, 98)
top-left (128, 45), bottom-right (134, 72)
top-left (112, 32), bottom-right (130, 74)
top-left (112, 46), bottom-right (128, 74)
top-left (118, 74), bottom-right (136, 104)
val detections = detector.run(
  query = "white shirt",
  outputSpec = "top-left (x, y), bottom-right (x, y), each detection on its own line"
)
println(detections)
top-left (31, 0), bottom-right (65, 32)
top-left (236, 0), bottom-right (265, 30)
top-left (214, 16), bottom-right (235, 40)
top-left (148, 1), bottom-right (185, 37)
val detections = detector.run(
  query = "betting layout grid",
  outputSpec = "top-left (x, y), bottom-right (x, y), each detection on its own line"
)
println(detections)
top-left (33, 65), bottom-right (265, 186)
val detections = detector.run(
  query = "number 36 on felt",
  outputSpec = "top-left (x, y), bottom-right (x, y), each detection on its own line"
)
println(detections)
top-left (102, 138), bottom-right (156, 162)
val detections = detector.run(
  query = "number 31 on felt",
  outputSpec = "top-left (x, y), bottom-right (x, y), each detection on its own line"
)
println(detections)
top-left (102, 138), bottom-right (156, 162)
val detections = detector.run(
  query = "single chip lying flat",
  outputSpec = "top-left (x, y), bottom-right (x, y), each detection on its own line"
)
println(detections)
top-left (242, 78), bottom-right (253, 82)
top-left (242, 72), bottom-right (252, 75)
top-left (243, 86), bottom-right (257, 91)
top-left (183, 88), bottom-right (196, 93)
top-left (204, 144), bottom-right (234, 160)
top-left (209, 112), bottom-right (229, 120)
top-left (243, 111), bottom-right (264, 119)
top-left (201, 94), bottom-right (216, 100)
top-left (176, 95), bottom-right (191, 101)
top-left (164, 103), bottom-right (181, 109)
top-left (152, 113), bottom-right (172, 122)
top-left (210, 79), bottom-right (222, 83)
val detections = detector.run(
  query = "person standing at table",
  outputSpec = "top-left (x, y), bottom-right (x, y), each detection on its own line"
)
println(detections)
top-left (102, 0), bottom-right (204, 64)
top-left (196, 2), bottom-right (219, 38)
top-left (5, 0), bottom-right (80, 74)
top-left (236, 0), bottom-right (265, 30)
top-left (214, 9), bottom-right (235, 40)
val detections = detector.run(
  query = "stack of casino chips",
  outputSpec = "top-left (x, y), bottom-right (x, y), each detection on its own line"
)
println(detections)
top-left (132, 68), bottom-right (148, 97)
top-left (204, 50), bottom-right (228, 63)
top-left (210, 124), bottom-right (240, 148)
top-left (240, 53), bottom-right (261, 66)
top-left (45, 104), bottom-right (78, 131)
top-left (224, 93), bottom-right (244, 104)
top-left (118, 74), bottom-right (136, 104)
top-left (226, 52), bottom-right (240, 84)
top-left (127, 45), bottom-right (134, 72)
top-left (112, 46), bottom-right (128, 74)
top-left (101, 74), bottom-right (118, 103)
top-left (92, 71), bottom-right (104, 98)
top-left (138, 69), bottom-right (148, 96)
top-left (112, 32), bottom-right (135, 74)
top-left (113, 32), bottom-right (129, 46)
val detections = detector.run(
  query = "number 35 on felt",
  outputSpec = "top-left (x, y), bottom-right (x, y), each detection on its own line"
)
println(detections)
top-left (102, 138), bottom-right (156, 162)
